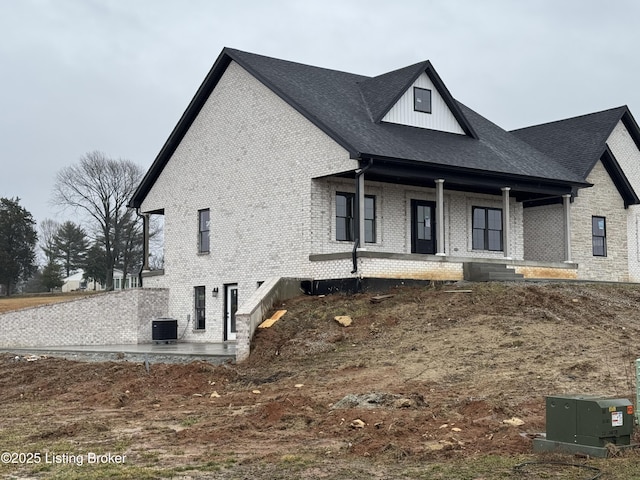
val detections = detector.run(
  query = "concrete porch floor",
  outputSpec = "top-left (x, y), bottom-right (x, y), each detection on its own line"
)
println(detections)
top-left (1, 342), bottom-right (236, 364)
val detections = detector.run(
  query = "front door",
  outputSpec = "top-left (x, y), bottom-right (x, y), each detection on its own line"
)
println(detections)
top-left (225, 284), bottom-right (238, 341)
top-left (411, 200), bottom-right (436, 254)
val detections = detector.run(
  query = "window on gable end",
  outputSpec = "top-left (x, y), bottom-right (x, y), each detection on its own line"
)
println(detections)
top-left (414, 87), bottom-right (432, 114)
top-left (198, 209), bottom-right (210, 253)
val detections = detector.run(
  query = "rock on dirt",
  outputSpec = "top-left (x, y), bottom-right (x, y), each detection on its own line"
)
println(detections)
top-left (332, 392), bottom-right (427, 409)
top-left (334, 315), bottom-right (352, 327)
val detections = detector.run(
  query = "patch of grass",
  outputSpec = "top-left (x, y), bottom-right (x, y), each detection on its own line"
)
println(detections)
top-left (37, 464), bottom-right (163, 480)
top-left (133, 452), bottom-right (161, 468)
top-left (277, 453), bottom-right (314, 471)
top-left (0, 292), bottom-right (98, 313)
top-left (180, 415), bottom-right (200, 427)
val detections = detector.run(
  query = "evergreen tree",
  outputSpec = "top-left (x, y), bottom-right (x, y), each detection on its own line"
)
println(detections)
top-left (22, 268), bottom-right (47, 293)
top-left (53, 221), bottom-right (89, 277)
top-left (82, 242), bottom-right (107, 290)
top-left (39, 218), bottom-right (60, 264)
top-left (0, 197), bottom-right (38, 295)
top-left (41, 259), bottom-right (64, 291)
top-left (115, 210), bottom-right (144, 287)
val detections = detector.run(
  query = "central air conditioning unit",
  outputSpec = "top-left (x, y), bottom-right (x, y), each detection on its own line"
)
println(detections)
top-left (152, 318), bottom-right (178, 344)
top-left (533, 394), bottom-right (636, 457)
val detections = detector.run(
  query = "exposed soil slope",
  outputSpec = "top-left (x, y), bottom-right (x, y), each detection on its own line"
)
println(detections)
top-left (2, 282), bottom-right (640, 478)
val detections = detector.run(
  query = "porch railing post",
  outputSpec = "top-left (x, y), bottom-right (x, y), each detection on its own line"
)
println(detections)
top-left (563, 194), bottom-right (572, 263)
top-left (358, 173), bottom-right (365, 250)
top-left (502, 187), bottom-right (511, 259)
top-left (142, 213), bottom-right (150, 271)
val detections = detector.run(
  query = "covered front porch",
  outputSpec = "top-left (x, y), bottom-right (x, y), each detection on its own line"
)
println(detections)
top-left (311, 157), bottom-right (586, 279)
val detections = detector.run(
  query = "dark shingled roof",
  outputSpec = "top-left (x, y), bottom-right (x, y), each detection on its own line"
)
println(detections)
top-left (512, 106), bottom-right (629, 178)
top-left (512, 106), bottom-right (640, 206)
top-left (130, 48), bottom-right (590, 208)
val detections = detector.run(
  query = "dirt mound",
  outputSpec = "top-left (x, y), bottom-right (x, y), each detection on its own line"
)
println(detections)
top-left (2, 282), bottom-right (640, 478)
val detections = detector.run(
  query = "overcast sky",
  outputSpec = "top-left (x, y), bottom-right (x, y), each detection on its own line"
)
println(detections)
top-left (2, 0), bottom-right (640, 233)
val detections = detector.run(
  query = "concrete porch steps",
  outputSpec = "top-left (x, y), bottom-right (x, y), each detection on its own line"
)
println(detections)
top-left (463, 262), bottom-right (524, 282)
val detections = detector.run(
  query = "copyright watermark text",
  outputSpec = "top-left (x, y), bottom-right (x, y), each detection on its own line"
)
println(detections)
top-left (1, 451), bottom-right (126, 466)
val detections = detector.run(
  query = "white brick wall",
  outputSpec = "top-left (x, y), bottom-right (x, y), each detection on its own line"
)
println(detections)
top-left (0, 289), bottom-right (168, 348)
top-left (607, 121), bottom-right (640, 282)
top-left (140, 61), bottom-right (356, 342)
top-left (608, 121), bottom-right (640, 195)
top-left (627, 205), bottom-right (640, 281)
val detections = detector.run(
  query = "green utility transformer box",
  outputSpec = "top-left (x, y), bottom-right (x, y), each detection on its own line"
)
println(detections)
top-left (533, 395), bottom-right (636, 457)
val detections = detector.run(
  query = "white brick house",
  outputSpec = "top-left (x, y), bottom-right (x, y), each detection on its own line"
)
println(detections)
top-left (129, 48), bottom-right (640, 342)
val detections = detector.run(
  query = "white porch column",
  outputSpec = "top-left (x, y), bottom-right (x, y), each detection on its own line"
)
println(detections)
top-left (358, 173), bottom-right (365, 250)
top-left (563, 194), bottom-right (572, 262)
top-left (142, 213), bottom-right (150, 271)
top-left (502, 187), bottom-right (511, 259)
top-left (435, 179), bottom-right (445, 255)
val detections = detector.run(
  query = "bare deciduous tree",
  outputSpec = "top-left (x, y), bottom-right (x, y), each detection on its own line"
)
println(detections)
top-left (52, 151), bottom-right (143, 290)
top-left (39, 218), bottom-right (60, 264)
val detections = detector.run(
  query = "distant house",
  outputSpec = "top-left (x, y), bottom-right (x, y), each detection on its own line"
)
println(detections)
top-left (62, 269), bottom-right (139, 292)
top-left (129, 47), bottom-right (640, 343)
top-left (61, 271), bottom-right (98, 292)
top-left (113, 270), bottom-right (140, 290)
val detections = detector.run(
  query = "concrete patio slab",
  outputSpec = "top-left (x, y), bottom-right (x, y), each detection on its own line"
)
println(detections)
top-left (1, 342), bottom-right (236, 364)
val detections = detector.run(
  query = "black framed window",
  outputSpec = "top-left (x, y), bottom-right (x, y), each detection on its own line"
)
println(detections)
top-left (592, 216), bottom-right (607, 257)
top-left (336, 192), bottom-right (376, 243)
top-left (472, 207), bottom-right (503, 251)
top-left (364, 196), bottom-right (376, 243)
top-left (194, 286), bottom-right (206, 330)
top-left (336, 193), bottom-right (353, 241)
top-left (414, 87), bottom-right (432, 114)
top-left (198, 209), bottom-right (210, 253)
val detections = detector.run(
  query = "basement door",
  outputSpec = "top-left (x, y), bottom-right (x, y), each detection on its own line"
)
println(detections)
top-left (411, 200), bottom-right (436, 254)
top-left (224, 284), bottom-right (238, 341)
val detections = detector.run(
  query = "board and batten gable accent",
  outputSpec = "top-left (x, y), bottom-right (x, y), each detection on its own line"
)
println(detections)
top-left (381, 72), bottom-right (466, 134)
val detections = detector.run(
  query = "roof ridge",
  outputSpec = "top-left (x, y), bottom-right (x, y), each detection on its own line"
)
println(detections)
top-left (223, 47), bottom-right (368, 79)
top-left (511, 105), bottom-right (627, 133)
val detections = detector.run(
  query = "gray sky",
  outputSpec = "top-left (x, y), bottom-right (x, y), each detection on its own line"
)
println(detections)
top-left (2, 0), bottom-right (640, 232)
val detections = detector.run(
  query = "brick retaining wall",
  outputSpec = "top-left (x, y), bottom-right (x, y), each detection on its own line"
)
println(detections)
top-left (0, 289), bottom-right (169, 348)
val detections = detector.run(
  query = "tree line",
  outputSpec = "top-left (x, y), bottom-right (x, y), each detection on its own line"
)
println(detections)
top-left (0, 151), bottom-right (147, 296)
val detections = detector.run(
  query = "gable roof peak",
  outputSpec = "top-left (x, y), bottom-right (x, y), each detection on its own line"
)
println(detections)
top-left (358, 60), bottom-right (478, 138)
top-left (511, 104), bottom-right (640, 206)
top-left (357, 60), bottom-right (430, 122)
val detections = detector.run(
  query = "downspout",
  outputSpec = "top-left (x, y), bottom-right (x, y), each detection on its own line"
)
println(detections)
top-left (351, 158), bottom-right (374, 274)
